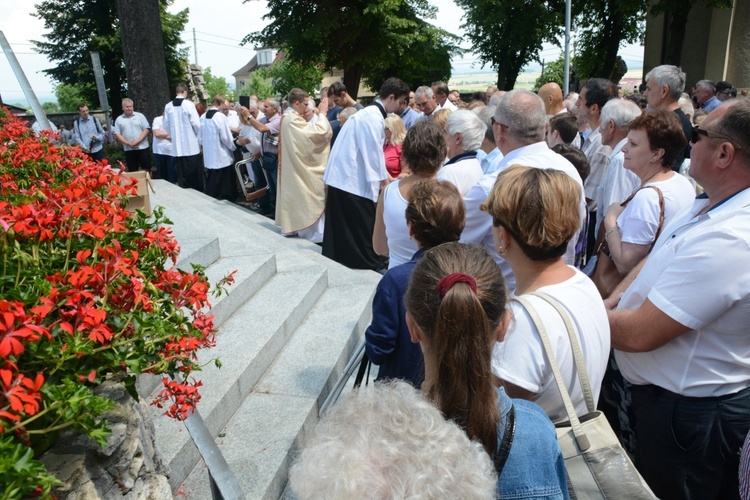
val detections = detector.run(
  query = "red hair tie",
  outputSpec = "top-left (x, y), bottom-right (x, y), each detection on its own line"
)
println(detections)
top-left (436, 273), bottom-right (477, 299)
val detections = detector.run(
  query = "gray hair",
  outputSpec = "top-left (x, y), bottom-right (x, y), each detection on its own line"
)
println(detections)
top-left (678, 96), bottom-right (694, 120)
top-left (415, 85), bottom-right (435, 100)
top-left (495, 90), bottom-right (546, 143)
top-left (476, 105), bottom-right (497, 143)
top-left (289, 381), bottom-right (496, 499)
top-left (337, 106), bottom-right (357, 122)
top-left (265, 98), bottom-right (281, 112)
top-left (645, 65), bottom-right (686, 100)
top-left (488, 92), bottom-right (504, 107)
top-left (600, 98), bottom-right (642, 132)
top-left (696, 79), bottom-right (716, 95)
top-left (446, 109), bottom-right (487, 151)
top-left (121, 98), bottom-right (133, 105)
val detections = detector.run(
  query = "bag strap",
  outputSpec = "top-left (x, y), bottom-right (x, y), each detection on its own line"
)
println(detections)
top-left (513, 296), bottom-right (591, 451)
top-left (353, 352), bottom-right (371, 388)
top-left (528, 292), bottom-right (596, 413)
top-left (495, 404), bottom-right (516, 476)
top-left (640, 185), bottom-right (666, 251)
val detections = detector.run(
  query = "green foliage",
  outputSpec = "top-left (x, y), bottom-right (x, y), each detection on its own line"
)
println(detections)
top-left (54, 83), bottom-right (88, 113)
top-left (573, 0), bottom-right (646, 80)
top-left (41, 102), bottom-right (60, 114)
top-left (239, 71), bottom-right (275, 99)
top-left (534, 57), bottom-right (569, 91)
top-left (246, 0), bottom-right (456, 97)
top-left (257, 59), bottom-right (324, 98)
top-left (203, 67), bottom-right (236, 101)
top-left (33, 0), bottom-right (188, 108)
top-left (455, 0), bottom-right (564, 90)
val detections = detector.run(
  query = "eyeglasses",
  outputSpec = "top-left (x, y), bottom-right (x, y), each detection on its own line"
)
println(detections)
top-left (692, 126), bottom-right (743, 149)
top-left (491, 117), bottom-right (507, 128)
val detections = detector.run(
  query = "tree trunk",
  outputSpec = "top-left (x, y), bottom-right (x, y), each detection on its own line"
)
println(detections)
top-left (664, 8), bottom-right (690, 66)
top-left (602, 9), bottom-right (625, 80)
top-left (343, 65), bottom-right (363, 100)
top-left (115, 0), bottom-right (171, 123)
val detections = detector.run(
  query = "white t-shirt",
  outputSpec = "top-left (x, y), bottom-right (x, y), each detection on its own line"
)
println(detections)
top-left (617, 173), bottom-right (696, 245)
top-left (615, 188), bottom-right (750, 397)
top-left (492, 268), bottom-right (610, 422)
top-left (437, 155), bottom-right (484, 197)
top-left (151, 116), bottom-right (172, 156)
top-left (383, 180), bottom-right (418, 269)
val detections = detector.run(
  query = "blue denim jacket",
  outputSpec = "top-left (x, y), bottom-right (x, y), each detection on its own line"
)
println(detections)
top-left (496, 388), bottom-right (570, 499)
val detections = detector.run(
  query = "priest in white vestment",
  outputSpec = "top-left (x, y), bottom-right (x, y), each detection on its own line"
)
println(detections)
top-left (277, 89), bottom-right (332, 243)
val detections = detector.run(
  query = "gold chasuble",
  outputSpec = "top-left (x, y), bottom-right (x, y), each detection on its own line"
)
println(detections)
top-left (277, 113), bottom-right (332, 233)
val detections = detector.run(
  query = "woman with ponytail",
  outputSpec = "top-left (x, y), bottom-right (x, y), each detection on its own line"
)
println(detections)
top-left (404, 243), bottom-right (568, 498)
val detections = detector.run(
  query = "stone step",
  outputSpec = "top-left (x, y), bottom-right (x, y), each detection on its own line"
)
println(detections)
top-left (178, 280), bottom-right (376, 499)
top-left (151, 262), bottom-right (329, 492)
top-left (137, 251), bottom-right (276, 402)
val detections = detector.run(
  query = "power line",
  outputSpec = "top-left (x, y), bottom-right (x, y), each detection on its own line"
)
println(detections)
top-left (194, 38), bottom-right (254, 50)
top-left (193, 30), bottom-right (246, 44)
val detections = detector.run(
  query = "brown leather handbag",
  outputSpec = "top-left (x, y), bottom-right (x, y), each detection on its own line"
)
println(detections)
top-left (593, 186), bottom-right (665, 298)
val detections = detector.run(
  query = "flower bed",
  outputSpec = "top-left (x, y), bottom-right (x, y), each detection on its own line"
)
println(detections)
top-left (0, 107), bottom-right (230, 498)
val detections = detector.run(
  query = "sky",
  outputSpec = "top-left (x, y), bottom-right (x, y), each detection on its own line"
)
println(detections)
top-left (0, 0), bottom-right (644, 106)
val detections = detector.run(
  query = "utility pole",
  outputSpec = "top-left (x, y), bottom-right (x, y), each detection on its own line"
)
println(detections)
top-left (564, 0), bottom-right (571, 96)
top-left (193, 28), bottom-right (198, 65)
top-left (0, 30), bottom-right (52, 130)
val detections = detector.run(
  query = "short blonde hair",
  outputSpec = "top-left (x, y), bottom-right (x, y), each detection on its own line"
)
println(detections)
top-left (384, 115), bottom-right (406, 145)
top-left (431, 108), bottom-right (452, 130)
top-left (482, 165), bottom-right (581, 261)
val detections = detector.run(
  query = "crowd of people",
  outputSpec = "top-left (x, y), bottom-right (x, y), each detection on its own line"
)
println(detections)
top-left (30, 69), bottom-right (750, 499)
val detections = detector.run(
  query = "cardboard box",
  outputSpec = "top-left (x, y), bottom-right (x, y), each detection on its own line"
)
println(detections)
top-left (122, 171), bottom-right (155, 215)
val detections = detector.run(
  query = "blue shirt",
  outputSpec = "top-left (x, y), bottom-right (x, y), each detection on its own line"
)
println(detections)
top-left (477, 147), bottom-right (504, 174)
top-left (701, 95), bottom-right (721, 112)
top-left (364, 248), bottom-right (427, 387)
top-left (496, 388), bottom-right (570, 499)
top-left (400, 106), bottom-right (422, 130)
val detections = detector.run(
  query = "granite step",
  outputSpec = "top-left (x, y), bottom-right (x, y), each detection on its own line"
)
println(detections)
top-left (151, 261), bottom-right (329, 492)
top-left (178, 280), bottom-right (376, 499)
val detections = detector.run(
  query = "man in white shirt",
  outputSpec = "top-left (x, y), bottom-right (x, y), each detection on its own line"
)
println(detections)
top-left (608, 99), bottom-right (750, 499)
top-left (201, 95), bottom-right (246, 201)
top-left (322, 77), bottom-right (410, 270)
top-left (432, 81), bottom-right (457, 112)
top-left (460, 90), bottom-right (584, 291)
top-left (163, 83), bottom-right (203, 191)
top-left (114, 98), bottom-right (151, 172)
top-left (594, 99), bottom-right (642, 234)
top-left (475, 105), bottom-right (503, 174)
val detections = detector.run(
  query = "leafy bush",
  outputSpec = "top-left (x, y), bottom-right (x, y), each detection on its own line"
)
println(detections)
top-left (0, 106), bottom-right (230, 498)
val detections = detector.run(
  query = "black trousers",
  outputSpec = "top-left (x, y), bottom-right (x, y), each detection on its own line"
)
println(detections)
top-left (125, 148), bottom-right (151, 172)
top-left (322, 186), bottom-right (384, 271)
top-left (175, 154), bottom-right (204, 192)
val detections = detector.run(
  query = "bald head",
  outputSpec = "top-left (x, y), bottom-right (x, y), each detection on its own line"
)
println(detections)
top-left (494, 90), bottom-right (547, 152)
top-left (539, 82), bottom-right (564, 115)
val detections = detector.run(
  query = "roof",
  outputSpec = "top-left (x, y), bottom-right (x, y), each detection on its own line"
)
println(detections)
top-left (233, 55), bottom-right (259, 77)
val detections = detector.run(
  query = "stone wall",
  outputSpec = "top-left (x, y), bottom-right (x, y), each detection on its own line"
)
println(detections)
top-left (40, 381), bottom-right (171, 500)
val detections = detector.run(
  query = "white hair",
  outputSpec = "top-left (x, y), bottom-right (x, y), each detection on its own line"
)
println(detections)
top-left (494, 90), bottom-right (547, 143)
top-left (678, 96), bottom-right (695, 120)
top-left (265, 98), bottom-right (281, 112)
top-left (476, 105), bottom-right (496, 142)
top-left (289, 381), bottom-right (497, 499)
top-left (415, 85), bottom-right (434, 99)
top-left (446, 109), bottom-right (487, 152)
top-left (645, 65), bottom-right (686, 100)
top-left (600, 98), bottom-right (642, 131)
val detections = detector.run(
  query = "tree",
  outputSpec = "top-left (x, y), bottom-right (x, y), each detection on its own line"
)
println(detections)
top-left (246, 0), bottom-right (456, 98)
top-left (115, 0), bottom-right (172, 122)
top-left (362, 18), bottom-right (458, 91)
top-left (33, 0), bottom-right (188, 118)
top-left (258, 59), bottom-right (324, 98)
top-left (42, 101), bottom-right (60, 114)
top-left (55, 83), bottom-right (88, 112)
top-left (203, 67), bottom-right (236, 101)
top-left (456, 0), bottom-right (565, 91)
top-left (239, 71), bottom-right (275, 99)
top-left (573, 0), bottom-right (647, 80)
